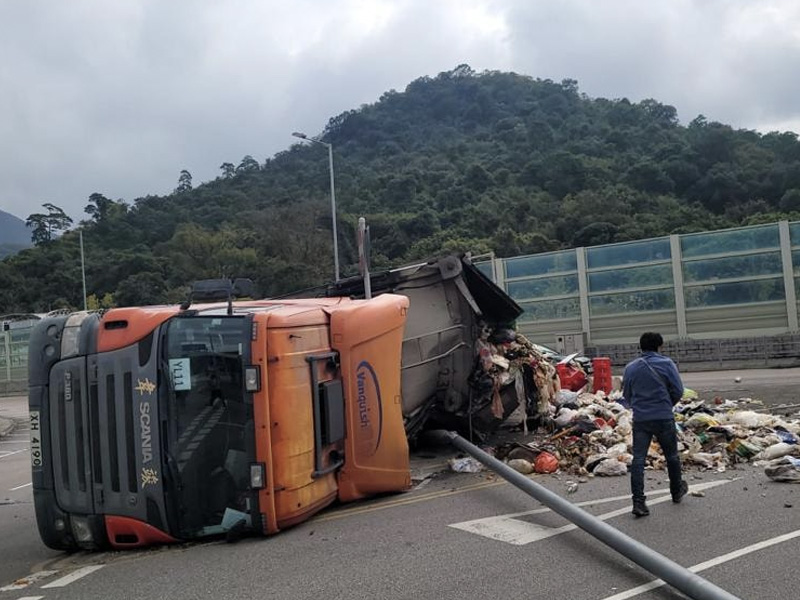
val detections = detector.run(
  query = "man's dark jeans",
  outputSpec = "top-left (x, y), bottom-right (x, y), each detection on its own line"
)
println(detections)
top-left (631, 418), bottom-right (682, 501)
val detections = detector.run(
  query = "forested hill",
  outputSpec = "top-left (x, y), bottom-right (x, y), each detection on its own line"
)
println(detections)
top-left (0, 209), bottom-right (32, 259)
top-left (3, 64), bottom-right (800, 313)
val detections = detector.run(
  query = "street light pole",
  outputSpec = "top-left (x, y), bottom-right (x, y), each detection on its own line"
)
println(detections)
top-left (80, 230), bottom-right (87, 311)
top-left (291, 131), bottom-right (340, 282)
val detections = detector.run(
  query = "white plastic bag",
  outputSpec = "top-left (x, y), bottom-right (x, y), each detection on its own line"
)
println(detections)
top-left (687, 452), bottom-right (723, 469)
top-left (725, 411), bottom-right (774, 429)
top-left (764, 456), bottom-right (800, 483)
top-left (606, 442), bottom-right (629, 458)
top-left (448, 457), bottom-right (484, 473)
top-left (554, 408), bottom-right (577, 428)
top-left (555, 390), bottom-right (579, 405)
top-left (755, 442), bottom-right (796, 461)
top-left (614, 414), bottom-right (632, 437)
top-left (507, 459), bottom-right (534, 475)
top-left (593, 458), bottom-right (628, 476)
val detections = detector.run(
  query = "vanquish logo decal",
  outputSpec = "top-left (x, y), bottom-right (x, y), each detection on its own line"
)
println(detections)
top-left (356, 360), bottom-right (383, 455)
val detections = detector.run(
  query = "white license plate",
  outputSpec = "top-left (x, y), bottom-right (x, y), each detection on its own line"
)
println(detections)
top-left (29, 411), bottom-right (42, 468)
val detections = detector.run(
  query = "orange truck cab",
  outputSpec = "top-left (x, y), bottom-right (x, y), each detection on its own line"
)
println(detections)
top-left (28, 293), bottom-right (410, 550)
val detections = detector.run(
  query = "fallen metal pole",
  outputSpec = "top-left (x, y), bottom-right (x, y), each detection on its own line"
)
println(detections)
top-left (431, 430), bottom-right (741, 600)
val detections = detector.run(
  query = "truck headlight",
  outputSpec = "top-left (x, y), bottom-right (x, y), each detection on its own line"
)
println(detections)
top-left (70, 515), bottom-right (93, 544)
top-left (61, 312), bottom-right (91, 358)
top-left (250, 463), bottom-right (266, 489)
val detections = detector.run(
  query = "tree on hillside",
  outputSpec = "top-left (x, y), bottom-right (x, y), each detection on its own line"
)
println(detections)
top-left (84, 193), bottom-right (129, 223)
top-left (25, 203), bottom-right (73, 246)
top-left (219, 162), bottom-right (235, 179)
top-left (236, 155), bottom-right (259, 173)
top-left (175, 169), bottom-right (193, 193)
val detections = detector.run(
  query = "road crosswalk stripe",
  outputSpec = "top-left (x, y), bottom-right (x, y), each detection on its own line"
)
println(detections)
top-left (0, 570), bottom-right (58, 591)
top-left (41, 565), bottom-right (104, 589)
top-left (600, 528), bottom-right (800, 600)
top-left (448, 479), bottom-right (733, 545)
top-left (0, 449), bottom-right (27, 459)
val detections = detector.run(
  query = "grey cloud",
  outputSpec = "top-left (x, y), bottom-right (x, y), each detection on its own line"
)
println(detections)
top-left (1, 0), bottom-right (799, 223)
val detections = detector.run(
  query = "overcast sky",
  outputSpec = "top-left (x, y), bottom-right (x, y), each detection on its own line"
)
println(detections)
top-left (2, 0), bottom-right (800, 224)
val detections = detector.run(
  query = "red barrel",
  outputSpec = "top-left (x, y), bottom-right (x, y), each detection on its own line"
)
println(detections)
top-left (592, 357), bottom-right (612, 394)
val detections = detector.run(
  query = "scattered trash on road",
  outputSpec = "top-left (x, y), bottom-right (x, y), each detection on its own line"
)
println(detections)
top-left (448, 457), bottom-right (484, 473)
top-left (763, 456), bottom-right (800, 483)
top-left (508, 458), bottom-right (534, 474)
top-left (449, 327), bottom-right (800, 487)
top-left (477, 378), bottom-right (799, 485)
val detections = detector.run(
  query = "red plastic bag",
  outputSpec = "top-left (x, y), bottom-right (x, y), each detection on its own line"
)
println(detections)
top-left (534, 451), bottom-right (559, 474)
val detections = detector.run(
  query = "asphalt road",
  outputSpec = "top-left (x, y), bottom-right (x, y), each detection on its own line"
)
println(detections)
top-left (680, 367), bottom-right (800, 409)
top-left (3, 467), bottom-right (797, 600)
top-left (0, 397), bottom-right (60, 588)
top-left (0, 370), bottom-right (799, 599)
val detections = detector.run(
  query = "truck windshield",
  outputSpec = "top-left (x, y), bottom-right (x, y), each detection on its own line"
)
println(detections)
top-left (161, 315), bottom-right (254, 539)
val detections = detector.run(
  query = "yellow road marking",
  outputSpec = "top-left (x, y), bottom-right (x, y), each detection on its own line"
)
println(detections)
top-left (313, 478), bottom-right (507, 522)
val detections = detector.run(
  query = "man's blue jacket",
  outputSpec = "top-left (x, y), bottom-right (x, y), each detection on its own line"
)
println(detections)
top-left (622, 351), bottom-right (684, 422)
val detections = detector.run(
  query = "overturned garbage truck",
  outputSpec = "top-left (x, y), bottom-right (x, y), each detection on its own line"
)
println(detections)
top-left (28, 255), bottom-right (535, 551)
top-left (29, 290), bottom-right (412, 551)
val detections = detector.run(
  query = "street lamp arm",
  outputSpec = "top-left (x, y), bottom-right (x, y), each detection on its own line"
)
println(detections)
top-left (291, 131), bottom-right (330, 149)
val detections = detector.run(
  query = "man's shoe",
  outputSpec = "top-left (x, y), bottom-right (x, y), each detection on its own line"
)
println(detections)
top-left (632, 500), bottom-right (650, 517)
top-left (672, 480), bottom-right (689, 503)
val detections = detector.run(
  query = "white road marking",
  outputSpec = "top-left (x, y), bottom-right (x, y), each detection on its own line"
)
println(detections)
top-left (41, 565), bottom-right (104, 588)
top-left (0, 570), bottom-right (58, 591)
top-left (10, 482), bottom-right (32, 491)
top-left (599, 528), bottom-right (800, 600)
top-left (449, 480), bottom-right (733, 545)
top-left (0, 440), bottom-right (28, 444)
top-left (0, 449), bottom-right (28, 459)
top-left (17, 596), bottom-right (44, 600)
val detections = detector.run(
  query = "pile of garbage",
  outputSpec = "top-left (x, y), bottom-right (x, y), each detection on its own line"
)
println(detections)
top-left (480, 388), bottom-right (800, 483)
top-left (458, 326), bottom-right (800, 483)
top-left (470, 327), bottom-right (560, 428)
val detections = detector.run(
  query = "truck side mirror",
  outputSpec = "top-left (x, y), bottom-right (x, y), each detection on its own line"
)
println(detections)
top-left (232, 278), bottom-right (254, 299)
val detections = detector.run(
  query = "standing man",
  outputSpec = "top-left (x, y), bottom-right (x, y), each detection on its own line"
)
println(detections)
top-left (622, 332), bottom-right (688, 517)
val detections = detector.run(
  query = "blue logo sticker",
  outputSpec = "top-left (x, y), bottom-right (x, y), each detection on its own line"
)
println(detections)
top-left (356, 360), bottom-right (383, 453)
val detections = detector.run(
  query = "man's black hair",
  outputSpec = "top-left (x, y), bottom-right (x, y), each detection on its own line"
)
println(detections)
top-left (639, 331), bottom-right (663, 352)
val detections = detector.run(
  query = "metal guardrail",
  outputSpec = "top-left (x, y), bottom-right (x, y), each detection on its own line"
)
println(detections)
top-left (0, 328), bottom-right (30, 385)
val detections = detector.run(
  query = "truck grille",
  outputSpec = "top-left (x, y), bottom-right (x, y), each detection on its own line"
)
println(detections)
top-left (50, 358), bottom-right (93, 512)
top-left (50, 348), bottom-right (152, 519)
